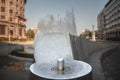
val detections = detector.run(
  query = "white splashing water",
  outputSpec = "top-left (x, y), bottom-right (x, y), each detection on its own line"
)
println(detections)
top-left (34, 10), bottom-right (76, 63)
top-left (37, 10), bottom-right (77, 35)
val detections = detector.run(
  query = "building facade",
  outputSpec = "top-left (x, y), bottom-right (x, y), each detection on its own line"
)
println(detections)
top-left (97, 0), bottom-right (120, 40)
top-left (0, 0), bottom-right (27, 39)
top-left (97, 9), bottom-right (106, 39)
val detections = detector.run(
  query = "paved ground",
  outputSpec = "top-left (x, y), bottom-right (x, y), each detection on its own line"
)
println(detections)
top-left (8, 41), bottom-right (34, 46)
top-left (0, 56), bottom-right (25, 71)
top-left (101, 47), bottom-right (120, 80)
top-left (0, 56), bottom-right (33, 80)
top-left (0, 40), bottom-right (120, 80)
top-left (0, 41), bottom-right (34, 80)
top-left (87, 46), bottom-right (113, 80)
top-left (87, 44), bottom-right (120, 80)
top-left (0, 68), bottom-right (29, 80)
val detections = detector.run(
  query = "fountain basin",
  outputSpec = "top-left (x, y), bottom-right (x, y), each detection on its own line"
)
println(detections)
top-left (10, 50), bottom-right (33, 58)
top-left (30, 60), bottom-right (92, 80)
top-left (10, 45), bottom-right (34, 58)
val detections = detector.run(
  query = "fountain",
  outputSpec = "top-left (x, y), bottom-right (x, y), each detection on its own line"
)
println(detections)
top-left (29, 10), bottom-right (92, 80)
top-left (10, 45), bottom-right (34, 58)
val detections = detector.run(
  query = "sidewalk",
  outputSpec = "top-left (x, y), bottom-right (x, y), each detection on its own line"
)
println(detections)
top-left (101, 47), bottom-right (120, 80)
top-left (8, 41), bottom-right (34, 46)
top-left (0, 40), bottom-right (120, 80)
top-left (87, 44), bottom-right (120, 80)
top-left (0, 69), bottom-right (29, 80)
top-left (0, 56), bottom-right (33, 80)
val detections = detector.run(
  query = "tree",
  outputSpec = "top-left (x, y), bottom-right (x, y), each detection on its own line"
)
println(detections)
top-left (26, 29), bottom-right (35, 39)
top-left (82, 29), bottom-right (92, 38)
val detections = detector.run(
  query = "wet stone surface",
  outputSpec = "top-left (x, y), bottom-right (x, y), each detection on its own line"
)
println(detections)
top-left (0, 56), bottom-right (33, 71)
top-left (102, 47), bottom-right (120, 80)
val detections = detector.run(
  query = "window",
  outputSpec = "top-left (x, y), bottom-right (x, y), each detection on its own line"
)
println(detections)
top-left (23, 8), bottom-right (24, 12)
top-left (10, 30), bottom-right (13, 35)
top-left (0, 25), bottom-right (5, 35)
top-left (20, 7), bottom-right (22, 11)
top-left (16, 5), bottom-right (19, 10)
top-left (20, 1), bottom-right (22, 4)
top-left (9, 9), bottom-right (13, 14)
top-left (1, 0), bottom-right (5, 3)
top-left (1, 15), bottom-right (5, 19)
top-left (1, 7), bottom-right (5, 12)
top-left (9, 17), bottom-right (12, 21)
top-left (19, 28), bottom-right (22, 36)
top-left (15, 12), bottom-right (18, 16)
top-left (10, 1), bottom-right (13, 6)
top-left (16, 4), bottom-right (18, 7)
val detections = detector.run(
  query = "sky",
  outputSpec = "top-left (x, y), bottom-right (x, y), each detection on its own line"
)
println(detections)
top-left (25, 0), bottom-right (109, 35)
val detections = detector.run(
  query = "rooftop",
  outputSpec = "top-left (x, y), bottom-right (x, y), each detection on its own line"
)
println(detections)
top-left (105, 0), bottom-right (112, 8)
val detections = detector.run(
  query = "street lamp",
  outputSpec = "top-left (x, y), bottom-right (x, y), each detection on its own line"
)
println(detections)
top-left (92, 25), bottom-right (96, 41)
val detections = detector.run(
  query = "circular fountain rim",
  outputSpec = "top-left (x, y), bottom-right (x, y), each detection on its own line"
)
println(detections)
top-left (10, 50), bottom-right (33, 58)
top-left (30, 60), bottom-right (92, 79)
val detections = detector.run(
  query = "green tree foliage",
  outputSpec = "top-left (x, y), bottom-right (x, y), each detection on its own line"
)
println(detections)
top-left (82, 29), bottom-right (92, 37)
top-left (26, 29), bottom-right (35, 39)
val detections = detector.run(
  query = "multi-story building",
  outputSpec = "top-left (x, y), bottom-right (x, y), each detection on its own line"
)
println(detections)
top-left (97, 9), bottom-right (106, 39)
top-left (97, 0), bottom-right (120, 40)
top-left (0, 0), bottom-right (27, 39)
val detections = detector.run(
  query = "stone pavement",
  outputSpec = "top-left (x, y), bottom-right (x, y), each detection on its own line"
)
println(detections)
top-left (0, 69), bottom-right (29, 80)
top-left (0, 55), bottom-right (33, 80)
top-left (101, 47), bottom-right (120, 80)
top-left (0, 40), bottom-right (120, 80)
top-left (87, 44), bottom-right (120, 80)
top-left (87, 46), bottom-right (114, 80)
top-left (8, 41), bottom-right (34, 46)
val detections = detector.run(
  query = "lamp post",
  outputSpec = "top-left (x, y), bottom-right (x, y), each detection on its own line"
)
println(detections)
top-left (92, 25), bottom-right (96, 41)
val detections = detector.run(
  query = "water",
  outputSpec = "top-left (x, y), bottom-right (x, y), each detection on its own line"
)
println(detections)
top-left (24, 46), bottom-right (34, 54)
top-left (37, 10), bottom-right (77, 35)
top-left (34, 33), bottom-right (73, 63)
top-left (34, 10), bottom-right (77, 63)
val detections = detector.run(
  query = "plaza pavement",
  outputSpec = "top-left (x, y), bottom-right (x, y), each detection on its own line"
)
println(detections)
top-left (0, 40), bottom-right (120, 80)
top-left (87, 46), bottom-right (116, 80)
top-left (87, 39), bottom-right (120, 80)
top-left (0, 41), bottom-right (34, 80)
top-left (8, 41), bottom-right (34, 46)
